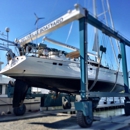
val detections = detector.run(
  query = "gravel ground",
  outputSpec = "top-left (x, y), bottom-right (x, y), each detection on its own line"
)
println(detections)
top-left (0, 113), bottom-right (76, 130)
top-left (0, 109), bottom-right (129, 130)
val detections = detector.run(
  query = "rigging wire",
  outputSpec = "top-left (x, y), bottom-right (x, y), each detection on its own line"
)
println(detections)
top-left (105, 36), bottom-right (114, 69)
top-left (65, 22), bottom-right (74, 43)
top-left (103, 35), bottom-right (110, 67)
top-left (106, 0), bottom-right (121, 54)
top-left (89, 25), bottom-right (95, 52)
top-left (101, 33), bottom-right (107, 66)
top-left (14, 46), bottom-right (19, 56)
top-left (89, 0), bottom-right (104, 91)
top-left (101, 32), bottom-right (113, 69)
top-left (98, 31), bottom-right (107, 66)
top-left (84, 0), bottom-right (86, 7)
top-left (110, 58), bottom-right (121, 92)
top-left (101, 0), bottom-right (119, 68)
top-left (49, 0), bottom-right (58, 18)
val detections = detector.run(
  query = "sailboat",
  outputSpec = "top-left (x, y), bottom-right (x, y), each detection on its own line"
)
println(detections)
top-left (0, 1), bottom-right (126, 116)
top-left (0, 41), bottom-right (124, 94)
top-left (0, 1), bottom-right (124, 94)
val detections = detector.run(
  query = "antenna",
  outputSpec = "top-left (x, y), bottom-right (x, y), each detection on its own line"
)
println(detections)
top-left (5, 27), bottom-right (10, 47)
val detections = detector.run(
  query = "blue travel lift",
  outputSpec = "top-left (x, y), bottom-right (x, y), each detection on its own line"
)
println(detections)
top-left (74, 9), bottom-right (130, 128)
top-left (5, 4), bottom-right (130, 128)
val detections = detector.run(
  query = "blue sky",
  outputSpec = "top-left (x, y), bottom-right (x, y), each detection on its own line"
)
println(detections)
top-left (0, 0), bottom-right (130, 74)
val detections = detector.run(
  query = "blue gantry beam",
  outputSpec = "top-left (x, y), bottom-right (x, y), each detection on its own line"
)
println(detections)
top-left (87, 14), bottom-right (130, 47)
top-left (83, 10), bottom-right (130, 94)
top-left (79, 8), bottom-right (130, 101)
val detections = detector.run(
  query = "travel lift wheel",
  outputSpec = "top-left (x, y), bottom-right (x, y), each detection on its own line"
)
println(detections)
top-left (124, 98), bottom-right (130, 116)
top-left (13, 79), bottom-right (29, 116)
top-left (63, 101), bottom-right (71, 109)
top-left (77, 111), bottom-right (93, 128)
top-left (75, 101), bottom-right (93, 128)
top-left (62, 96), bottom-right (71, 109)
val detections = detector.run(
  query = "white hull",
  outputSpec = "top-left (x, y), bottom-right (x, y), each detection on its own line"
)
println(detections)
top-left (0, 56), bottom-right (124, 93)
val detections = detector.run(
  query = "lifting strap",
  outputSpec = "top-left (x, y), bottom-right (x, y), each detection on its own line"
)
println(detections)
top-left (89, 45), bottom-right (106, 91)
top-left (110, 54), bottom-right (121, 92)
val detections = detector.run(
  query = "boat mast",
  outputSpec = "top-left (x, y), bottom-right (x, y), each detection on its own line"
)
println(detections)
top-left (106, 0), bottom-right (121, 53)
top-left (93, 0), bottom-right (99, 62)
top-left (101, 0), bottom-right (120, 68)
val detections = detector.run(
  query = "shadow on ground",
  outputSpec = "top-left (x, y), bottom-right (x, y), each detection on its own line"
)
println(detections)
top-left (29, 116), bottom-right (76, 129)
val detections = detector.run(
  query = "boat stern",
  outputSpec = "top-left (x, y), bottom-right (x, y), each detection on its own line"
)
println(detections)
top-left (0, 56), bottom-right (26, 76)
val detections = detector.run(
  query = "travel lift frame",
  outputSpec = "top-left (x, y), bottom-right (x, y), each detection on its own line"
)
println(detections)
top-left (15, 4), bottom-right (130, 128)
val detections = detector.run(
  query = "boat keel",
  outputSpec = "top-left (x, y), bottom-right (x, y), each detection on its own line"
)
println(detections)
top-left (13, 79), bottom-right (29, 116)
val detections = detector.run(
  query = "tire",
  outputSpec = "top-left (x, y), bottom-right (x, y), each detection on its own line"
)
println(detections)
top-left (13, 104), bottom-right (26, 116)
top-left (63, 102), bottom-right (71, 109)
top-left (124, 104), bottom-right (130, 116)
top-left (76, 111), bottom-right (93, 128)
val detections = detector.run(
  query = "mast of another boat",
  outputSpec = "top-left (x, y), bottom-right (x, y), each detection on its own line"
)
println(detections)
top-left (93, 0), bottom-right (100, 62)
top-left (102, 0), bottom-right (120, 68)
top-left (106, 0), bottom-right (121, 53)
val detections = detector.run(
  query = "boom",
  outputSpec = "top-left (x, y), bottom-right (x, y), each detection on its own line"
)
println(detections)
top-left (43, 36), bottom-right (98, 57)
top-left (43, 36), bottom-right (78, 51)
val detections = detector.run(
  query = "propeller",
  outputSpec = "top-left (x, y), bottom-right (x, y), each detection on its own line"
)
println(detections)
top-left (34, 13), bottom-right (44, 25)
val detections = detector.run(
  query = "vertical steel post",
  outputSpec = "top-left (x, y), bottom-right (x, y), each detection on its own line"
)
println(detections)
top-left (120, 42), bottom-right (130, 116)
top-left (75, 10), bottom-right (93, 127)
top-left (79, 11), bottom-right (88, 100)
top-left (120, 42), bottom-right (129, 93)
